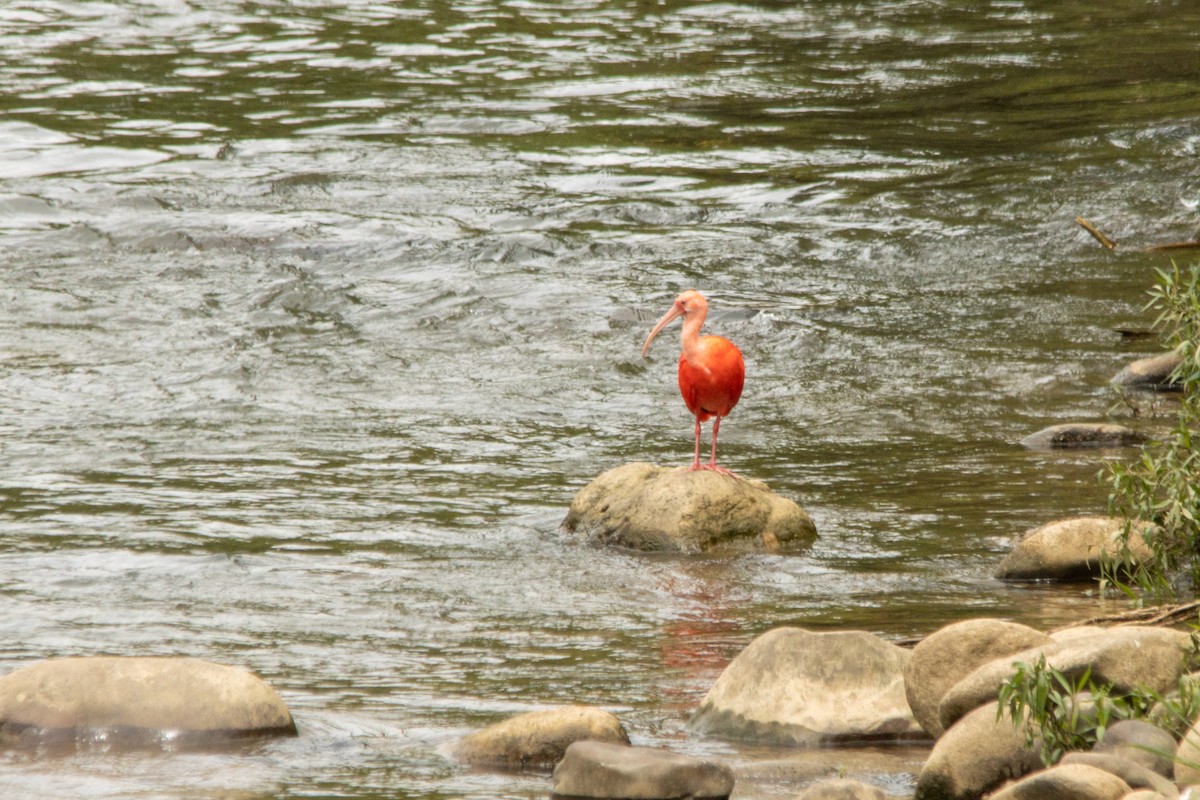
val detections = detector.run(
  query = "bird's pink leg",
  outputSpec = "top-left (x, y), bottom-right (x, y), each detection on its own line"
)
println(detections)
top-left (708, 416), bottom-right (720, 468)
top-left (691, 415), bottom-right (702, 470)
top-left (701, 416), bottom-right (739, 478)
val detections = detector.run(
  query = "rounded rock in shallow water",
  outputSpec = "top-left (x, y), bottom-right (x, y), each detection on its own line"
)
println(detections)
top-left (551, 740), bottom-right (735, 800)
top-left (560, 462), bottom-right (816, 553)
top-left (452, 705), bottom-right (628, 771)
top-left (994, 516), bottom-right (1154, 582)
top-left (1019, 422), bottom-right (1147, 450)
top-left (1112, 351), bottom-right (1183, 391)
top-left (0, 656), bottom-right (296, 748)
top-left (689, 627), bottom-right (924, 746)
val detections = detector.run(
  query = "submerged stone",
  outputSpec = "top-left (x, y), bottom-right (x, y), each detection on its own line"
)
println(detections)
top-left (1020, 422), bottom-right (1147, 450)
top-left (561, 462), bottom-right (816, 553)
top-left (795, 778), bottom-right (889, 800)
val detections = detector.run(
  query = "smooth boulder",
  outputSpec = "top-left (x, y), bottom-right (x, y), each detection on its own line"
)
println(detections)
top-left (937, 627), bottom-right (1193, 732)
top-left (453, 705), bottom-right (629, 770)
top-left (1091, 719), bottom-right (1177, 779)
top-left (561, 462), bottom-right (816, 552)
top-left (689, 627), bottom-right (924, 746)
top-left (0, 656), bottom-right (296, 744)
top-left (1171, 709), bottom-right (1200, 786)
top-left (986, 763), bottom-right (1131, 800)
top-left (915, 702), bottom-right (1043, 800)
top-left (995, 516), bottom-right (1154, 582)
top-left (551, 740), bottom-right (734, 799)
top-left (904, 619), bottom-right (1052, 739)
top-left (1112, 352), bottom-right (1182, 391)
top-left (1020, 423), bottom-right (1147, 450)
top-left (1058, 752), bottom-right (1178, 797)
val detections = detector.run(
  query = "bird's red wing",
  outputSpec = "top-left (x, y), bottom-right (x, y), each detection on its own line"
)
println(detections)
top-left (677, 336), bottom-right (744, 420)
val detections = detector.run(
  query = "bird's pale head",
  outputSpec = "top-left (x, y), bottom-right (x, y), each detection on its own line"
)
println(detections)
top-left (673, 289), bottom-right (708, 318)
top-left (641, 289), bottom-right (709, 358)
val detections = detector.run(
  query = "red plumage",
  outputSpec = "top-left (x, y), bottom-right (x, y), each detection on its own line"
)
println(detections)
top-left (677, 335), bottom-right (744, 422)
top-left (641, 290), bottom-right (745, 476)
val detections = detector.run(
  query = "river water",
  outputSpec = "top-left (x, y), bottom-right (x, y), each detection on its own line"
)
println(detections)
top-left (2, 1), bottom-right (1200, 798)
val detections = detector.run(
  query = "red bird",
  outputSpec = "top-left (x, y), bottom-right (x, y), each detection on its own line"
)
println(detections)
top-left (641, 290), bottom-right (745, 475)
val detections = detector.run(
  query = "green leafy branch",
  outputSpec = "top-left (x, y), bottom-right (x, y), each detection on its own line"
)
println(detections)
top-left (997, 654), bottom-right (1200, 768)
top-left (1104, 262), bottom-right (1200, 600)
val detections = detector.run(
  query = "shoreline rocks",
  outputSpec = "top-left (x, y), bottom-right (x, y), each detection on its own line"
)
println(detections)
top-left (903, 620), bottom-right (1051, 739)
top-left (936, 626), bottom-right (1193, 733)
top-left (915, 701), bottom-right (1043, 800)
top-left (986, 762), bottom-right (1132, 800)
top-left (560, 462), bottom-right (817, 552)
top-left (906, 619), bottom-right (1200, 800)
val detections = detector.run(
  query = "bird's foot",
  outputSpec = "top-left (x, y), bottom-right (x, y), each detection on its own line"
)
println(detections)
top-left (689, 463), bottom-right (741, 479)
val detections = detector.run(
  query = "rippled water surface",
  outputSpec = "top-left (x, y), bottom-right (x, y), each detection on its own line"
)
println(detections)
top-left (4, 1), bottom-right (1200, 797)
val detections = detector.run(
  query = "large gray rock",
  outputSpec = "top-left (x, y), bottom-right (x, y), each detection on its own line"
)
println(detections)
top-left (915, 702), bottom-right (1043, 800)
top-left (904, 619), bottom-right (1052, 739)
top-left (689, 627), bottom-right (923, 746)
top-left (1112, 352), bottom-right (1183, 391)
top-left (1020, 423), bottom-right (1147, 450)
top-left (452, 705), bottom-right (628, 770)
top-left (1058, 752), bottom-right (1178, 797)
top-left (561, 462), bottom-right (816, 552)
top-left (1091, 719), bottom-right (1178, 779)
top-left (551, 740), bottom-right (734, 799)
top-left (0, 656), bottom-right (296, 744)
top-left (994, 516), bottom-right (1154, 582)
top-left (938, 627), bottom-right (1193, 732)
top-left (986, 763), bottom-right (1131, 800)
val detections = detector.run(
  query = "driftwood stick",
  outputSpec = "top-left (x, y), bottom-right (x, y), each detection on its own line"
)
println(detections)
top-left (1076, 216), bottom-right (1119, 250)
top-left (1052, 600), bottom-right (1200, 631)
top-left (1144, 241), bottom-right (1200, 252)
top-left (894, 601), bottom-right (1200, 648)
top-left (1076, 215), bottom-right (1200, 253)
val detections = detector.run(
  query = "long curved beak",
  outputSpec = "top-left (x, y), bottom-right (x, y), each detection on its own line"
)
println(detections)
top-left (641, 303), bottom-right (683, 358)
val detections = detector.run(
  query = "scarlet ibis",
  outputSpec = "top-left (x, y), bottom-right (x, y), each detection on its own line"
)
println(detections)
top-left (641, 290), bottom-right (745, 475)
